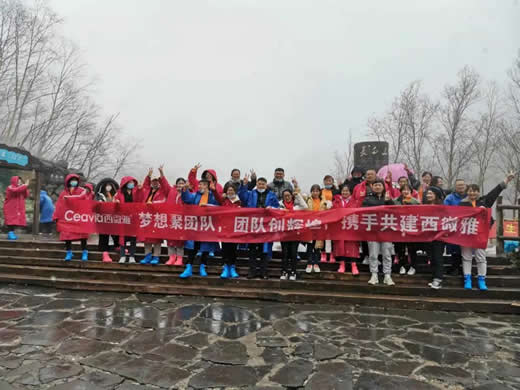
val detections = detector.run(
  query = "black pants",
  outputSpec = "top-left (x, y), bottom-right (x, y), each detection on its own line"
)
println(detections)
top-left (65, 239), bottom-right (87, 251)
top-left (39, 222), bottom-right (54, 234)
top-left (428, 241), bottom-right (445, 280)
top-left (281, 241), bottom-right (298, 273)
top-left (185, 249), bottom-right (207, 265)
top-left (248, 243), bottom-right (268, 277)
top-left (361, 241), bottom-right (369, 258)
top-left (222, 243), bottom-right (237, 265)
top-left (98, 234), bottom-right (120, 252)
top-left (307, 241), bottom-right (321, 265)
top-left (394, 242), bottom-right (418, 268)
top-left (120, 237), bottom-right (136, 257)
top-left (7, 225), bottom-right (15, 232)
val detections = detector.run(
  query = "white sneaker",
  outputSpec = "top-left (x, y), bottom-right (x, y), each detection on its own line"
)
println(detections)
top-left (128, 257), bottom-right (136, 264)
top-left (399, 266), bottom-right (406, 275)
top-left (119, 256), bottom-right (127, 264)
top-left (428, 279), bottom-right (442, 289)
top-left (306, 265), bottom-right (313, 273)
top-left (280, 272), bottom-right (288, 280)
top-left (313, 264), bottom-right (321, 273)
top-left (368, 273), bottom-right (379, 285)
top-left (362, 257), bottom-right (370, 265)
top-left (289, 272), bottom-right (297, 281)
top-left (383, 274), bottom-right (395, 286)
top-left (407, 267), bottom-right (416, 276)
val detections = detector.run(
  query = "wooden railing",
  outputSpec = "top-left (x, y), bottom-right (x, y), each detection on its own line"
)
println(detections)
top-left (496, 196), bottom-right (520, 254)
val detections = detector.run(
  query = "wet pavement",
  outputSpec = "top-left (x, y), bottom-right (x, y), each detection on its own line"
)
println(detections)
top-left (0, 284), bottom-right (518, 389)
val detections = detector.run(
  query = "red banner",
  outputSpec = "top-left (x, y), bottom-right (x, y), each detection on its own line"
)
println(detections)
top-left (55, 200), bottom-right (491, 248)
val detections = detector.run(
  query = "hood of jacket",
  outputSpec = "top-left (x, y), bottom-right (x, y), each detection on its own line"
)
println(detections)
top-left (64, 173), bottom-right (80, 187)
top-left (10, 176), bottom-right (20, 186)
top-left (85, 183), bottom-right (94, 193)
top-left (351, 166), bottom-right (365, 176)
top-left (95, 178), bottom-right (119, 195)
top-left (120, 176), bottom-right (138, 189)
top-left (202, 169), bottom-right (218, 183)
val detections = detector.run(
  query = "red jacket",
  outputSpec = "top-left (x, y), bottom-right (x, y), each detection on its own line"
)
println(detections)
top-left (166, 186), bottom-right (184, 206)
top-left (219, 196), bottom-right (241, 208)
top-left (54, 174), bottom-right (89, 241)
top-left (3, 176), bottom-right (29, 226)
top-left (188, 168), bottom-right (224, 194)
top-left (142, 176), bottom-right (170, 204)
top-left (84, 183), bottom-right (95, 200)
top-left (352, 180), bottom-right (394, 206)
top-left (333, 194), bottom-right (356, 209)
top-left (115, 176), bottom-right (144, 204)
top-left (385, 179), bottom-right (420, 200)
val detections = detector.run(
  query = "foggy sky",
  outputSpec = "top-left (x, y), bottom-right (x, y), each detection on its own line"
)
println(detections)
top-left (50, 0), bottom-right (520, 190)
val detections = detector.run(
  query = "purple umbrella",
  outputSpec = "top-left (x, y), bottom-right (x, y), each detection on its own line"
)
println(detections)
top-left (377, 163), bottom-right (412, 183)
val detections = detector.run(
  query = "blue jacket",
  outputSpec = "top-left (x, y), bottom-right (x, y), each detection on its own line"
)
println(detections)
top-left (444, 191), bottom-right (464, 206)
top-left (181, 190), bottom-right (219, 206)
top-left (238, 185), bottom-right (279, 209)
top-left (39, 190), bottom-right (55, 223)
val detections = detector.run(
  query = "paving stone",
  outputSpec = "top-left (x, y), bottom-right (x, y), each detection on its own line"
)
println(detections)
top-left (21, 328), bottom-right (70, 346)
top-left (222, 320), bottom-right (268, 339)
top-left (488, 361), bottom-right (520, 381)
top-left (189, 365), bottom-right (258, 388)
top-left (202, 340), bottom-right (249, 365)
top-left (38, 299), bottom-right (83, 311)
top-left (258, 305), bottom-right (293, 321)
top-left (257, 336), bottom-right (288, 348)
top-left (48, 380), bottom-right (104, 390)
top-left (294, 343), bottom-right (314, 357)
top-left (0, 356), bottom-right (23, 369)
top-left (116, 382), bottom-right (157, 390)
top-left (57, 338), bottom-right (113, 357)
top-left (199, 305), bottom-right (255, 322)
top-left (17, 311), bottom-right (69, 327)
top-left (39, 363), bottom-right (84, 384)
top-left (0, 380), bottom-right (24, 390)
top-left (354, 373), bottom-right (438, 390)
top-left (83, 371), bottom-right (124, 388)
top-left (81, 351), bottom-right (133, 373)
top-left (11, 296), bottom-right (50, 308)
top-left (150, 342), bottom-right (198, 361)
top-left (273, 318), bottom-right (310, 335)
top-left (176, 332), bottom-right (209, 349)
top-left (121, 330), bottom-right (177, 354)
top-left (5, 361), bottom-right (43, 385)
top-left (116, 358), bottom-right (190, 387)
top-left (262, 347), bottom-right (288, 364)
top-left (0, 310), bottom-right (27, 321)
top-left (167, 304), bottom-right (204, 321)
top-left (305, 361), bottom-right (353, 390)
top-left (0, 329), bottom-right (22, 346)
top-left (81, 326), bottom-right (131, 343)
top-left (270, 359), bottom-right (313, 387)
top-left (472, 383), bottom-right (515, 390)
top-left (416, 365), bottom-right (472, 384)
top-left (314, 342), bottom-right (343, 361)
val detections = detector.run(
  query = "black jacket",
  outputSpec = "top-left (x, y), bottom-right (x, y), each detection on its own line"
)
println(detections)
top-left (459, 182), bottom-right (506, 208)
top-left (344, 177), bottom-right (363, 194)
top-left (362, 193), bottom-right (395, 207)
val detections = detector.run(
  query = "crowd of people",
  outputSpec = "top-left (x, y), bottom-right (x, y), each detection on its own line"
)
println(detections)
top-left (2, 164), bottom-right (515, 291)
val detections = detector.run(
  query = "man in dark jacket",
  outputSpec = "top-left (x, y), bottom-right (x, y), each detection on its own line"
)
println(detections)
top-left (226, 169), bottom-right (257, 191)
top-left (268, 168), bottom-right (293, 200)
top-left (459, 172), bottom-right (515, 291)
top-left (362, 179), bottom-right (396, 287)
top-left (343, 166), bottom-right (365, 194)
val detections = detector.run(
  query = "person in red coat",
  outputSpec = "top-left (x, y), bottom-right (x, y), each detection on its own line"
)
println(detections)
top-left (188, 163), bottom-right (223, 194)
top-left (140, 166), bottom-right (170, 265)
top-left (115, 175), bottom-right (144, 264)
top-left (3, 176), bottom-right (29, 240)
top-left (165, 177), bottom-right (187, 266)
top-left (215, 182), bottom-right (241, 279)
top-left (332, 185), bottom-right (360, 275)
top-left (84, 183), bottom-right (95, 200)
top-left (53, 174), bottom-right (89, 261)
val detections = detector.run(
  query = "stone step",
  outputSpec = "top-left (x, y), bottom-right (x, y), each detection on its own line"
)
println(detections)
top-left (0, 261), bottom-right (519, 302)
top-left (0, 239), bottom-right (511, 265)
top-left (1, 255), bottom-right (519, 288)
top-left (0, 247), bottom-right (516, 276)
top-left (0, 270), bottom-right (517, 314)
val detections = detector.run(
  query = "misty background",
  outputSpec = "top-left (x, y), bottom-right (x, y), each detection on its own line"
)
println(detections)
top-left (3, 0), bottom-right (520, 192)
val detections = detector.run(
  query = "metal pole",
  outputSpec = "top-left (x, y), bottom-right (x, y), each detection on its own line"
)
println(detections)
top-left (496, 196), bottom-right (504, 255)
top-left (32, 170), bottom-right (41, 236)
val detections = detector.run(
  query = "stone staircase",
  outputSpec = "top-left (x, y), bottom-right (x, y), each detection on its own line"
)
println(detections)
top-left (0, 239), bottom-right (518, 314)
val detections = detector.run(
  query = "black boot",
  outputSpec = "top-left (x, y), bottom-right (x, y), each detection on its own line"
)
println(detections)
top-left (247, 258), bottom-right (257, 279)
top-left (260, 255), bottom-right (269, 279)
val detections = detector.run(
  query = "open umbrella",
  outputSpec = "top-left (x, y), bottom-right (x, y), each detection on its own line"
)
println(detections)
top-left (377, 163), bottom-right (412, 183)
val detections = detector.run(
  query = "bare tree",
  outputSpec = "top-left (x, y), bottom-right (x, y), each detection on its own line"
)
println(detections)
top-left (368, 100), bottom-right (407, 163)
top-left (430, 66), bottom-right (481, 188)
top-left (332, 131), bottom-right (354, 184)
top-left (470, 82), bottom-right (502, 192)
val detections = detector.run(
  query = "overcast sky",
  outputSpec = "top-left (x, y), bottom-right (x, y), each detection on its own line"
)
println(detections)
top-left (49, 0), bottom-right (519, 190)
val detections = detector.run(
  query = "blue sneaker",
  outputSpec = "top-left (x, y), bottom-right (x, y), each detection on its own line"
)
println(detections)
top-left (81, 250), bottom-right (88, 261)
top-left (180, 264), bottom-right (193, 278)
top-left (199, 264), bottom-right (208, 277)
top-left (150, 257), bottom-right (160, 265)
top-left (7, 231), bottom-right (16, 240)
top-left (463, 274), bottom-right (472, 290)
top-left (229, 265), bottom-right (239, 278)
top-left (220, 264), bottom-right (230, 279)
top-left (196, 251), bottom-right (202, 258)
top-left (209, 252), bottom-right (215, 258)
top-left (477, 275), bottom-right (488, 291)
top-left (65, 250), bottom-right (73, 261)
top-left (140, 253), bottom-right (153, 264)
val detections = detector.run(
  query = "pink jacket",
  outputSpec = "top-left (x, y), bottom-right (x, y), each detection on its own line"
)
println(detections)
top-left (3, 176), bottom-right (29, 226)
